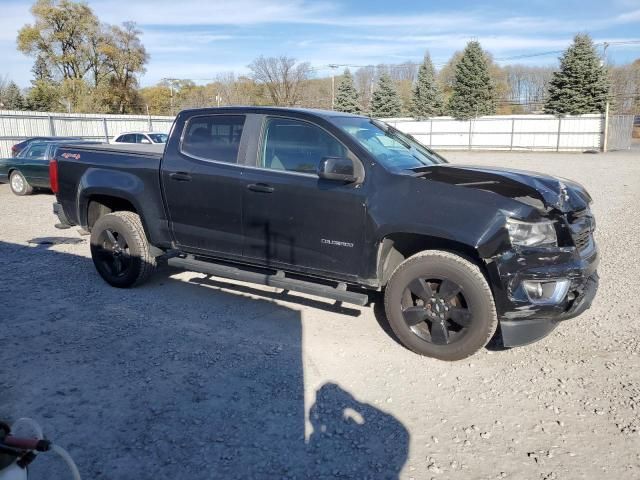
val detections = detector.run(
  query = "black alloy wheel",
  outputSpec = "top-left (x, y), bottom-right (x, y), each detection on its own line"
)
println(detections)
top-left (90, 211), bottom-right (156, 288)
top-left (94, 228), bottom-right (133, 278)
top-left (384, 250), bottom-right (498, 361)
top-left (401, 277), bottom-right (472, 345)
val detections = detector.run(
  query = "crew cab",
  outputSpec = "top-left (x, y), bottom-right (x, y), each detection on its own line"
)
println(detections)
top-left (51, 107), bottom-right (599, 360)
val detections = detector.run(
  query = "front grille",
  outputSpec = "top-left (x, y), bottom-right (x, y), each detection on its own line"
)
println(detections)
top-left (574, 229), bottom-right (591, 251)
top-left (567, 208), bottom-right (594, 252)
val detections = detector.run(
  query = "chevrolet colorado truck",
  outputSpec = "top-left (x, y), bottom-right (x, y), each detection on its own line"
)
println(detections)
top-left (51, 107), bottom-right (599, 361)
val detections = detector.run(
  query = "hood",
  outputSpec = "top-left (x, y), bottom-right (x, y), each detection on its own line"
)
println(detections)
top-left (414, 164), bottom-right (591, 213)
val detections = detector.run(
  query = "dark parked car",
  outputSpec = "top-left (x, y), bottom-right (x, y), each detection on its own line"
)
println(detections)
top-left (52, 107), bottom-right (598, 360)
top-left (10, 136), bottom-right (81, 157)
top-left (0, 140), bottom-right (100, 195)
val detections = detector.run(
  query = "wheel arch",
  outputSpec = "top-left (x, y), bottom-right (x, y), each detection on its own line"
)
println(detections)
top-left (376, 232), bottom-right (487, 286)
top-left (7, 167), bottom-right (22, 179)
top-left (85, 193), bottom-right (138, 230)
top-left (84, 193), bottom-right (165, 257)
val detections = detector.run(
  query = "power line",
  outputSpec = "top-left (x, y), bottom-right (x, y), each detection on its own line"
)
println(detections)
top-left (311, 39), bottom-right (640, 72)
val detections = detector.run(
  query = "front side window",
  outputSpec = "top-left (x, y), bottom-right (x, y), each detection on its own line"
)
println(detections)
top-left (181, 115), bottom-right (245, 163)
top-left (260, 117), bottom-right (347, 174)
top-left (333, 117), bottom-right (447, 171)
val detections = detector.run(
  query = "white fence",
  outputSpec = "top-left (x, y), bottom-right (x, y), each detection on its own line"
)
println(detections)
top-left (0, 110), bottom-right (633, 158)
top-left (0, 110), bottom-right (174, 157)
top-left (383, 114), bottom-right (608, 152)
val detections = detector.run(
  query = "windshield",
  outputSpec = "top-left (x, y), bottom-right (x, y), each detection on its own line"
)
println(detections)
top-left (333, 117), bottom-right (447, 170)
top-left (148, 133), bottom-right (168, 143)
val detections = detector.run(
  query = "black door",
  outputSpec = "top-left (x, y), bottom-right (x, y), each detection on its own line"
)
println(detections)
top-left (162, 114), bottom-right (247, 256)
top-left (242, 116), bottom-right (366, 278)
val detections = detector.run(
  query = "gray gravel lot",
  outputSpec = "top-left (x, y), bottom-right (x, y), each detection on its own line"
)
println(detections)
top-left (1, 148), bottom-right (639, 479)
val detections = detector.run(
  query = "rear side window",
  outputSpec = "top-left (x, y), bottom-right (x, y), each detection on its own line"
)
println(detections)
top-left (115, 134), bottom-right (135, 143)
top-left (181, 115), bottom-right (245, 163)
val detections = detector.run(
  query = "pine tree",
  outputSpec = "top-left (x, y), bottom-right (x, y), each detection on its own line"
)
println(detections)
top-left (371, 73), bottom-right (402, 117)
top-left (334, 69), bottom-right (361, 113)
top-left (26, 81), bottom-right (60, 111)
top-left (544, 34), bottom-right (610, 115)
top-left (25, 55), bottom-right (59, 111)
top-left (447, 41), bottom-right (495, 120)
top-left (411, 52), bottom-right (444, 117)
top-left (3, 82), bottom-right (25, 110)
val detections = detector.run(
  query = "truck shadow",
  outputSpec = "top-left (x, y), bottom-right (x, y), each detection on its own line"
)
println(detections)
top-left (0, 240), bottom-right (408, 479)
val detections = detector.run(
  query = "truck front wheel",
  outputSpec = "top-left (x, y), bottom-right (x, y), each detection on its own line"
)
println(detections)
top-left (90, 211), bottom-right (156, 288)
top-left (384, 250), bottom-right (497, 361)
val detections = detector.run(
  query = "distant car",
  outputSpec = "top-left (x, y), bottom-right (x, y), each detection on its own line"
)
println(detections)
top-left (0, 139), bottom-right (100, 196)
top-left (11, 136), bottom-right (81, 156)
top-left (113, 132), bottom-right (168, 145)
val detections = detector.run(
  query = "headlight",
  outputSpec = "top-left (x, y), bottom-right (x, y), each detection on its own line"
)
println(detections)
top-left (506, 218), bottom-right (557, 248)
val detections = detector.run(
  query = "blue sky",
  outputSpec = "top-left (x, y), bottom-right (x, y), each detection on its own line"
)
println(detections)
top-left (1, 0), bottom-right (640, 87)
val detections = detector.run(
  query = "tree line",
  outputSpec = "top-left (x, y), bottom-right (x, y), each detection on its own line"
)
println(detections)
top-left (0, 0), bottom-right (638, 119)
top-left (1, 0), bottom-right (147, 114)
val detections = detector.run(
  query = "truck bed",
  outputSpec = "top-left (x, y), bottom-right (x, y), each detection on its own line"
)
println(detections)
top-left (54, 142), bottom-right (167, 243)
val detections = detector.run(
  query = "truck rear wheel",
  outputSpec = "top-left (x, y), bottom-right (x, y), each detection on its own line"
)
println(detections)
top-left (90, 211), bottom-right (156, 288)
top-left (384, 250), bottom-right (497, 361)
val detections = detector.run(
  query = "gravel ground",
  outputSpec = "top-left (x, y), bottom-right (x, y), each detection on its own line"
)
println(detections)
top-left (1, 148), bottom-right (639, 479)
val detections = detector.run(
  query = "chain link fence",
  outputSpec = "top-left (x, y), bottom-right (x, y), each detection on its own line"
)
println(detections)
top-left (605, 114), bottom-right (635, 151)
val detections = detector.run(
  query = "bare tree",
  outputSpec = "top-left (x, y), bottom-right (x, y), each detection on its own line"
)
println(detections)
top-left (0, 75), bottom-right (8, 108)
top-left (248, 55), bottom-right (311, 106)
top-left (216, 72), bottom-right (262, 105)
top-left (354, 66), bottom-right (375, 112)
top-left (609, 62), bottom-right (640, 114)
top-left (388, 62), bottom-right (418, 83)
top-left (503, 65), bottom-right (554, 109)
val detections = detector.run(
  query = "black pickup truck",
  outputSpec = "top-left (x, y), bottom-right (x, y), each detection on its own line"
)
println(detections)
top-left (51, 107), bottom-right (598, 360)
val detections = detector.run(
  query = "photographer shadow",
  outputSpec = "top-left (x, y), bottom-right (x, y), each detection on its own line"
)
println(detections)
top-left (0, 240), bottom-right (409, 479)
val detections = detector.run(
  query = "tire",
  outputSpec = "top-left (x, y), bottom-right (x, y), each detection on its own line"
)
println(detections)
top-left (9, 170), bottom-right (33, 196)
top-left (384, 250), bottom-right (497, 361)
top-left (90, 211), bottom-right (156, 288)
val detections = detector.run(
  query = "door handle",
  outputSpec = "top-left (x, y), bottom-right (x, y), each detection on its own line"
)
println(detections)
top-left (169, 172), bottom-right (192, 182)
top-left (247, 183), bottom-right (274, 193)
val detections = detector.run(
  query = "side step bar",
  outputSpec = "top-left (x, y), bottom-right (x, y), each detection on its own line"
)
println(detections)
top-left (167, 255), bottom-right (370, 306)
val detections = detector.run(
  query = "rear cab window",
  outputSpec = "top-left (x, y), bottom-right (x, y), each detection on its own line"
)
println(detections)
top-left (181, 115), bottom-right (245, 164)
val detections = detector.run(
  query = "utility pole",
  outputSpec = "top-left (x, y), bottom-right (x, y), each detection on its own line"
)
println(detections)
top-left (601, 42), bottom-right (609, 66)
top-left (162, 78), bottom-right (180, 115)
top-left (328, 64), bottom-right (339, 110)
top-left (602, 101), bottom-right (610, 152)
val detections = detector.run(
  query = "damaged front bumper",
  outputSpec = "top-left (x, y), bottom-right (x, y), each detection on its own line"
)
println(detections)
top-left (486, 242), bottom-right (599, 347)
